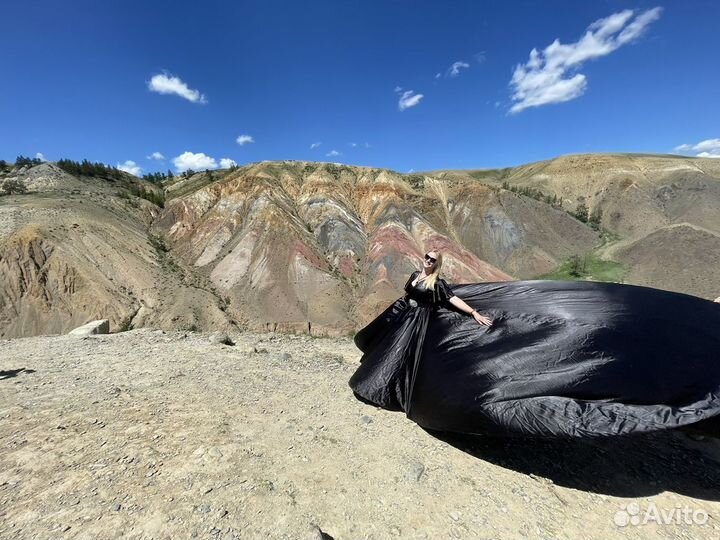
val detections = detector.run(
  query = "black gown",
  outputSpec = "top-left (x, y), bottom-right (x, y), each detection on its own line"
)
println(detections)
top-left (349, 272), bottom-right (720, 438)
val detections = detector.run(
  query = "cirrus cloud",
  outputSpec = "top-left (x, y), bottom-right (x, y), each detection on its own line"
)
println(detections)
top-left (509, 7), bottom-right (662, 114)
top-left (448, 61), bottom-right (470, 77)
top-left (396, 88), bottom-right (424, 111)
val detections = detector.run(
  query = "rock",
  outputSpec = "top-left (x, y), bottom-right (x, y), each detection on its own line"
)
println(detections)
top-left (306, 524), bottom-right (334, 540)
top-left (207, 447), bottom-right (223, 458)
top-left (404, 461), bottom-right (425, 482)
top-left (68, 319), bottom-right (110, 337)
top-left (279, 352), bottom-right (292, 361)
top-left (209, 332), bottom-right (234, 346)
top-left (360, 415), bottom-right (373, 425)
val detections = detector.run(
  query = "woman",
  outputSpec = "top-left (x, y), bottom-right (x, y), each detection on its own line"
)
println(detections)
top-left (349, 250), bottom-right (720, 438)
top-left (415, 251), bottom-right (493, 327)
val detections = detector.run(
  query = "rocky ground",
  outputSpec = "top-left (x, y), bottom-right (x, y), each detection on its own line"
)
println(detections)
top-left (2, 329), bottom-right (720, 539)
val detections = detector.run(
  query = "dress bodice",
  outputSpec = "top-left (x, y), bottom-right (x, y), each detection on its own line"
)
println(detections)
top-left (403, 270), bottom-right (455, 307)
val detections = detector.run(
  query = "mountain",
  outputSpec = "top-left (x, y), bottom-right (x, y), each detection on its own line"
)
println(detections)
top-left (0, 163), bottom-right (233, 338)
top-left (431, 153), bottom-right (720, 298)
top-left (1, 154), bottom-right (718, 338)
top-left (153, 161), bottom-right (596, 333)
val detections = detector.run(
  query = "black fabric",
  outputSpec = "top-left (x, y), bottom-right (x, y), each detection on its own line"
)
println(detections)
top-left (349, 278), bottom-right (720, 438)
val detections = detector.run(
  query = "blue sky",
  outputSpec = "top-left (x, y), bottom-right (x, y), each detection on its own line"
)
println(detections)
top-left (2, 0), bottom-right (719, 175)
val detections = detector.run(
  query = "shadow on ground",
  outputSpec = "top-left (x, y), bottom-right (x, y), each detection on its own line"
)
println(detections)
top-left (431, 427), bottom-right (720, 501)
top-left (0, 368), bottom-right (36, 380)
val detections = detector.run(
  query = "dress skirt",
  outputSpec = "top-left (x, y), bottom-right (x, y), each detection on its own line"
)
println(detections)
top-left (349, 280), bottom-right (720, 438)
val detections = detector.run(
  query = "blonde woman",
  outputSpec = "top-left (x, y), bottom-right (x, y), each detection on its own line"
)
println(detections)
top-left (349, 249), bottom-right (720, 438)
top-left (408, 250), bottom-right (492, 327)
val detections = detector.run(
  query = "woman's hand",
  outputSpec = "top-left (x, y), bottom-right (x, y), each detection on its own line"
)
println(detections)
top-left (472, 310), bottom-right (493, 327)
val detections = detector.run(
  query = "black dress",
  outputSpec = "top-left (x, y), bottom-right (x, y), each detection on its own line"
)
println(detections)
top-left (349, 273), bottom-right (720, 438)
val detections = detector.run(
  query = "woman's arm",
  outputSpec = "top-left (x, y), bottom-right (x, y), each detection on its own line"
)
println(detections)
top-left (448, 295), bottom-right (493, 327)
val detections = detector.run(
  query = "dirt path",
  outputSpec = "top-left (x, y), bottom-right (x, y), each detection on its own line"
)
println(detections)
top-left (1, 329), bottom-right (720, 539)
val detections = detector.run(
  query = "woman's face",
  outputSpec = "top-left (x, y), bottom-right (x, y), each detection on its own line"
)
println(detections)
top-left (423, 251), bottom-right (438, 271)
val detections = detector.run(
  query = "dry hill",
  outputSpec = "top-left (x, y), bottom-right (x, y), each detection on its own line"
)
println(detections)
top-left (1, 154), bottom-right (719, 338)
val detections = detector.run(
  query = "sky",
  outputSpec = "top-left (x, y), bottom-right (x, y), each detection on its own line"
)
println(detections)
top-left (1, 0), bottom-right (719, 175)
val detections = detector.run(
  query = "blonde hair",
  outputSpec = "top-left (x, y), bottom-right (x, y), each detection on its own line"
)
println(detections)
top-left (423, 251), bottom-right (443, 291)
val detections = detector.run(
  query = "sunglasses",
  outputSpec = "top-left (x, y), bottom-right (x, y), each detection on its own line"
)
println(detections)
top-left (424, 253), bottom-right (437, 264)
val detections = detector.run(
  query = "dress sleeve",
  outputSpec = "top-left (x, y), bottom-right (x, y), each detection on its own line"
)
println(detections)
top-left (436, 278), bottom-right (456, 304)
top-left (404, 271), bottom-right (420, 293)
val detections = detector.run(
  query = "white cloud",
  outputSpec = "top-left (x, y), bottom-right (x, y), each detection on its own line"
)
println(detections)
top-left (474, 51), bottom-right (487, 64)
top-left (394, 86), bottom-right (403, 93)
top-left (147, 152), bottom-right (165, 161)
top-left (448, 61), bottom-right (470, 77)
top-left (219, 158), bottom-right (237, 168)
top-left (349, 142), bottom-right (357, 148)
top-left (694, 139), bottom-right (720, 153)
top-left (675, 138), bottom-right (720, 158)
top-left (172, 151), bottom-right (218, 172)
top-left (117, 160), bottom-right (142, 176)
top-left (236, 134), bottom-right (254, 146)
top-left (148, 72), bottom-right (207, 104)
top-left (398, 90), bottom-right (424, 111)
top-left (673, 144), bottom-right (692, 152)
top-left (509, 7), bottom-right (662, 114)
top-left (35, 152), bottom-right (46, 162)
top-left (310, 142), bottom-right (322, 149)
top-left (326, 150), bottom-right (341, 157)
top-left (434, 72), bottom-right (441, 79)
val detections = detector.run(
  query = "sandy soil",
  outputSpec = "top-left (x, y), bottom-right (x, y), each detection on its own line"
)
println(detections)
top-left (2, 329), bottom-right (720, 539)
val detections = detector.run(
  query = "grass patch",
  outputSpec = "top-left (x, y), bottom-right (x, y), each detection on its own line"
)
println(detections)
top-left (537, 253), bottom-right (625, 283)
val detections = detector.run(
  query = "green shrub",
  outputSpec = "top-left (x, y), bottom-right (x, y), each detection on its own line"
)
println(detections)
top-left (1, 178), bottom-right (28, 195)
top-left (574, 202), bottom-right (589, 223)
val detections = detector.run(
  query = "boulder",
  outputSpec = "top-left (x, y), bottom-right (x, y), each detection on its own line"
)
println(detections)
top-left (208, 332), bottom-right (234, 346)
top-left (68, 319), bottom-right (110, 337)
